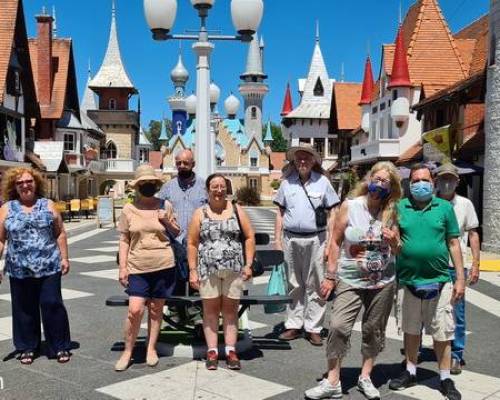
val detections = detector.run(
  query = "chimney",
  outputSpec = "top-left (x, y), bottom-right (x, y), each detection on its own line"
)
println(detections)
top-left (36, 11), bottom-right (54, 106)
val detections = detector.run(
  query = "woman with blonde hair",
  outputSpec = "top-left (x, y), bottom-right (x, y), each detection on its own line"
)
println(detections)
top-left (0, 167), bottom-right (71, 365)
top-left (305, 161), bottom-right (402, 400)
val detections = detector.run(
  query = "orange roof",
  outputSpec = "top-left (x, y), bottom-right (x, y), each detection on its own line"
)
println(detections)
top-left (148, 151), bottom-right (163, 170)
top-left (454, 15), bottom-right (489, 76)
top-left (382, 0), bottom-right (467, 96)
top-left (29, 38), bottom-right (78, 120)
top-left (396, 142), bottom-right (422, 165)
top-left (270, 152), bottom-right (286, 171)
top-left (331, 82), bottom-right (362, 131)
top-left (0, 0), bottom-right (38, 116)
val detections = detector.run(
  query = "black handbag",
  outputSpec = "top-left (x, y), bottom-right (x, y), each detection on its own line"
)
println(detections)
top-left (299, 180), bottom-right (328, 228)
top-left (232, 203), bottom-right (265, 277)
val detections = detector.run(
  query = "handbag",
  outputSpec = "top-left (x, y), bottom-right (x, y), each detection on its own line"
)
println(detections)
top-left (299, 180), bottom-right (328, 228)
top-left (264, 263), bottom-right (287, 314)
top-left (232, 203), bottom-right (265, 277)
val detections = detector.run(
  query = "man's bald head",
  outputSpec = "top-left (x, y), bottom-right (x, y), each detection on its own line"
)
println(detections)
top-left (175, 149), bottom-right (195, 178)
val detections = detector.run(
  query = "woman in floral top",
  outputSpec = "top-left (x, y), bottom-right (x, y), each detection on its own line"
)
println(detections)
top-left (0, 167), bottom-right (71, 365)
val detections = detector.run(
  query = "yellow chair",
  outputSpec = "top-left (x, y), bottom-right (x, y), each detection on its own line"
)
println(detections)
top-left (70, 199), bottom-right (81, 219)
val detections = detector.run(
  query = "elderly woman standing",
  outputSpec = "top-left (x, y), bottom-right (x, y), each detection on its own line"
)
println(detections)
top-left (274, 144), bottom-right (340, 346)
top-left (115, 165), bottom-right (180, 371)
top-left (0, 167), bottom-right (71, 365)
top-left (305, 161), bottom-right (402, 400)
top-left (187, 173), bottom-right (254, 370)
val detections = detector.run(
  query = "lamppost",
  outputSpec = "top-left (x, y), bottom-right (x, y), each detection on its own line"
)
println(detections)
top-left (144, 0), bottom-right (264, 178)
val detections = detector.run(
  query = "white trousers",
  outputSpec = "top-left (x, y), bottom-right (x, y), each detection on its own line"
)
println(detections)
top-left (283, 231), bottom-right (327, 333)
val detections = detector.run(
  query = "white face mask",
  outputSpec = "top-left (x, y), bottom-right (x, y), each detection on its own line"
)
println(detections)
top-left (437, 179), bottom-right (457, 196)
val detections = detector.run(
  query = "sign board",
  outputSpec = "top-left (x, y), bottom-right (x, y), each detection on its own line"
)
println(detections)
top-left (97, 196), bottom-right (115, 228)
top-left (34, 141), bottom-right (64, 172)
top-left (422, 124), bottom-right (451, 164)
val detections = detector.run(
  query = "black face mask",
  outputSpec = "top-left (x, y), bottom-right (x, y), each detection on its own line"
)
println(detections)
top-left (178, 170), bottom-right (194, 180)
top-left (137, 183), bottom-right (157, 197)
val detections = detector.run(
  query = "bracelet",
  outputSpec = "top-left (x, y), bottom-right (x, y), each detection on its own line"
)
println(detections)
top-left (324, 271), bottom-right (337, 281)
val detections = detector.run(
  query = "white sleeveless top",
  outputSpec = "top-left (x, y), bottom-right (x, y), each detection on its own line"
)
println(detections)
top-left (338, 196), bottom-right (395, 289)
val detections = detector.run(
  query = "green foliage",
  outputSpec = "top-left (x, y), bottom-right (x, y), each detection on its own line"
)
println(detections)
top-left (235, 186), bottom-right (260, 206)
top-left (262, 123), bottom-right (287, 152)
top-left (146, 119), bottom-right (172, 151)
top-left (270, 179), bottom-right (281, 190)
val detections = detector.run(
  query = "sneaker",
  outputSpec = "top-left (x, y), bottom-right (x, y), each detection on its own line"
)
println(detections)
top-left (450, 359), bottom-right (462, 375)
top-left (357, 376), bottom-right (380, 399)
top-left (440, 378), bottom-right (461, 400)
top-left (226, 350), bottom-right (241, 370)
top-left (278, 329), bottom-right (302, 341)
top-left (389, 370), bottom-right (417, 391)
top-left (205, 350), bottom-right (218, 371)
top-left (304, 378), bottom-right (342, 399)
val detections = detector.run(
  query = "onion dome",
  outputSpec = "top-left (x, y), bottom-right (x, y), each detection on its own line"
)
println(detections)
top-left (170, 54), bottom-right (189, 86)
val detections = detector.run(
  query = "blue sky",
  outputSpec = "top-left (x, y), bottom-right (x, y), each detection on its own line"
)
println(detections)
top-left (23, 0), bottom-right (488, 128)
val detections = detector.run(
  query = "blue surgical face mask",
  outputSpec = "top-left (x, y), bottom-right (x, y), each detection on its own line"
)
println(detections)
top-left (410, 181), bottom-right (433, 202)
top-left (368, 182), bottom-right (390, 200)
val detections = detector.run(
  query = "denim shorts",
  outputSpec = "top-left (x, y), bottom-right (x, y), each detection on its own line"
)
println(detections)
top-left (126, 268), bottom-right (176, 299)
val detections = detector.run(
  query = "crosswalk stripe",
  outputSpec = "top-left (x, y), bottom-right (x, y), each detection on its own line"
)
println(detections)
top-left (466, 287), bottom-right (500, 318)
top-left (71, 254), bottom-right (116, 264)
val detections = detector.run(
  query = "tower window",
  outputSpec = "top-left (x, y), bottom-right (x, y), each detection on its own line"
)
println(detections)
top-left (249, 149), bottom-right (259, 167)
top-left (63, 133), bottom-right (75, 151)
top-left (105, 141), bottom-right (117, 159)
top-left (109, 98), bottom-right (116, 110)
top-left (251, 107), bottom-right (257, 119)
top-left (313, 78), bottom-right (324, 97)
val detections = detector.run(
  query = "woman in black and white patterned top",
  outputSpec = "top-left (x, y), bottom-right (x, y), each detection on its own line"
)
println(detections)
top-left (187, 174), bottom-right (255, 371)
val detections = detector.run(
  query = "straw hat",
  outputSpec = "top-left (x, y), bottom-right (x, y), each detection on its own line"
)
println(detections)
top-left (128, 165), bottom-right (164, 188)
top-left (286, 143), bottom-right (322, 165)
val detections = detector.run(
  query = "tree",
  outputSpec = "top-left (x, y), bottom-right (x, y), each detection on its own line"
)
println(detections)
top-left (262, 122), bottom-right (287, 152)
top-left (145, 119), bottom-right (172, 151)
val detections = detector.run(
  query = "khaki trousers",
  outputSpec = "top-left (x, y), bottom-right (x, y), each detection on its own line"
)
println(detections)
top-left (283, 231), bottom-right (327, 333)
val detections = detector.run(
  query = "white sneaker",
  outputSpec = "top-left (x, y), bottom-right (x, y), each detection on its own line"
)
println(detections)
top-left (357, 376), bottom-right (380, 399)
top-left (304, 378), bottom-right (343, 399)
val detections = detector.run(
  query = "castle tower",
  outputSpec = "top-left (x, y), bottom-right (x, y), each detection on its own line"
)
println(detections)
top-left (239, 33), bottom-right (268, 138)
top-left (168, 53), bottom-right (189, 136)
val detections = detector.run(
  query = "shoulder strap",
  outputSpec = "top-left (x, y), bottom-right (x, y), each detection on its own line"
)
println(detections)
top-left (299, 179), bottom-right (317, 211)
top-left (232, 202), bottom-right (247, 263)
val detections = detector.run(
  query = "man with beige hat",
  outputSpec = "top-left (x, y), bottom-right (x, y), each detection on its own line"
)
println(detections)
top-left (273, 144), bottom-right (340, 346)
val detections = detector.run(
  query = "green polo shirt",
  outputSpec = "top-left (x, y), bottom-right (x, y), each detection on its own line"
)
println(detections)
top-left (397, 196), bottom-right (460, 286)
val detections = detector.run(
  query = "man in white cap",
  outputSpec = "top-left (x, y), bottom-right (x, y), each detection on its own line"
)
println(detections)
top-left (273, 144), bottom-right (340, 346)
top-left (435, 163), bottom-right (480, 375)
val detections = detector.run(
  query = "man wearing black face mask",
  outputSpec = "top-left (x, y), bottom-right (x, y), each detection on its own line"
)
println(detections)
top-left (158, 149), bottom-right (207, 326)
top-left (435, 163), bottom-right (480, 375)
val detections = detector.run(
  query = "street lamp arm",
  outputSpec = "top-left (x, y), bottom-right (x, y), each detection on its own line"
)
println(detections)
top-left (165, 33), bottom-right (251, 42)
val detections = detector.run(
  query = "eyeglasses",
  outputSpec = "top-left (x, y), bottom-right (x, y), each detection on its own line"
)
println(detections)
top-left (15, 179), bottom-right (34, 187)
top-left (372, 176), bottom-right (390, 185)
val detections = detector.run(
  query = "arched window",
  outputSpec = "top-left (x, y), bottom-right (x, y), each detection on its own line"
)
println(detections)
top-left (251, 106), bottom-right (257, 119)
top-left (109, 98), bottom-right (116, 110)
top-left (313, 78), bottom-right (324, 97)
top-left (105, 141), bottom-right (117, 159)
top-left (249, 149), bottom-right (259, 167)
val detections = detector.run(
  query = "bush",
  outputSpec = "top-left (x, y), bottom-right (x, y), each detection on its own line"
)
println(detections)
top-left (236, 186), bottom-right (260, 206)
top-left (270, 179), bottom-right (281, 190)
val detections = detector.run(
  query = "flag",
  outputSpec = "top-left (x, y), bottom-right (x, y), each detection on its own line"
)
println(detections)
top-left (422, 124), bottom-right (451, 162)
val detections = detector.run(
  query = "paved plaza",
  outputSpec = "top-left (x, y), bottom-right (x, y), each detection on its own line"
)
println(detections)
top-left (0, 208), bottom-right (499, 399)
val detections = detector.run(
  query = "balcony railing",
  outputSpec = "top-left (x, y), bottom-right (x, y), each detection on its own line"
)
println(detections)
top-left (105, 159), bottom-right (138, 172)
top-left (351, 139), bottom-right (400, 164)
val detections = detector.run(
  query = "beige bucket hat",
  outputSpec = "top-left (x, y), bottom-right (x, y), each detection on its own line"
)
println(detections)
top-left (286, 143), bottom-right (322, 165)
top-left (128, 164), bottom-right (164, 188)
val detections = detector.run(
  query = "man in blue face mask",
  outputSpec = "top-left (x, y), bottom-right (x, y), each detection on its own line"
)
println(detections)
top-left (389, 163), bottom-right (465, 400)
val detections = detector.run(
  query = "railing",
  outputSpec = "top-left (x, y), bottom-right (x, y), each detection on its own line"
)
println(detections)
top-left (105, 159), bottom-right (138, 172)
top-left (351, 139), bottom-right (400, 163)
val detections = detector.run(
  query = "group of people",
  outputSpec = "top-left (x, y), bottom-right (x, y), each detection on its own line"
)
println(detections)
top-left (0, 143), bottom-right (480, 400)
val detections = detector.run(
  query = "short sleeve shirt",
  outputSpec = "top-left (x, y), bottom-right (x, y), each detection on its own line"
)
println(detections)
top-left (273, 171), bottom-right (340, 233)
top-left (450, 195), bottom-right (479, 265)
top-left (397, 196), bottom-right (460, 286)
top-left (118, 203), bottom-right (175, 274)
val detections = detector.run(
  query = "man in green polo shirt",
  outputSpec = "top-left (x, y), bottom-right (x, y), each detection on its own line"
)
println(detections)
top-left (389, 163), bottom-right (465, 400)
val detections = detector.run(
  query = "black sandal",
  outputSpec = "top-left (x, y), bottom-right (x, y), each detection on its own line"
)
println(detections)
top-left (19, 351), bottom-right (34, 365)
top-left (56, 350), bottom-right (71, 363)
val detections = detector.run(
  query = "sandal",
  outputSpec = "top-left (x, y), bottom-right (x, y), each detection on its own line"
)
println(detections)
top-left (56, 350), bottom-right (71, 363)
top-left (19, 351), bottom-right (34, 365)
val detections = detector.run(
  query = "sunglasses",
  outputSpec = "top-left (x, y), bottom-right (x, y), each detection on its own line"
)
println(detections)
top-left (15, 179), bottom-right (34, 186)
top-left (175, 160), bottom-right (192, 166)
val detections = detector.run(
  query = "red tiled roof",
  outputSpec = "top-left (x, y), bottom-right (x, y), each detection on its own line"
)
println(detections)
top-left (270, 152), bottom-right (286, 171)
top-left (0, 0), bottom-right (18, 104)
top-left (396, 142), bottom-right (423, 165)
top-left (388, 26), bottom-right (412, 89)
top-left (148, 151), bottom-right (163, 170)
top-left (29, 38), bottom-right (75, 120)
top-left (454, 15), bottom-right (489, 76)
top-left (332, 82), bottom-right (362, 131)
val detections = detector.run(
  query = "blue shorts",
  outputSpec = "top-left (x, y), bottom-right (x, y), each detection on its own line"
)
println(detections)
top-left (126, 268), bottom-right (176, 299)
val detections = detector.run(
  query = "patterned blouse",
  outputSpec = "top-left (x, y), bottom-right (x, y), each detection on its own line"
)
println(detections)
top-left (4, 198), bottom-right (61, 279)
top-left (197, 205), bottom-right (243, 280)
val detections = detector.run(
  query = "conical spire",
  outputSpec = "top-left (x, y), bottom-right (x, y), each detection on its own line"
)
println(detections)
top-left (241, 33), bottom-right (266, 79)
top-left (263, 120), bottom-right (273, 143)
top-left (301, 35), bottom-right (331, 102)
top-left (81, 67), bottom-right (98, 111)
top-left (388, 26), bottom-right (412, 89)
top-left (89, 0), bottom-right (136, 91)
top-left (159, 118), bottom-right (169, 141)
top-left (281, 83), bottom-right (293, 116)
top-left (359, 56), bottom-right (375, 105)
